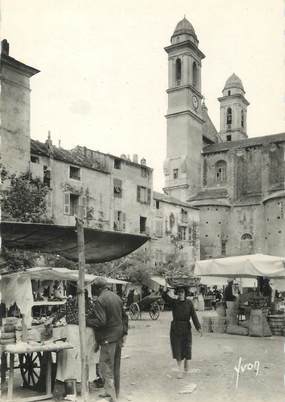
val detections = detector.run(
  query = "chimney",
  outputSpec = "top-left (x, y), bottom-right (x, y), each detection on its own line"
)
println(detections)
top-left (46, 131), bottom-right (53, 153)
top-left (58, 139), bottom-right (61, 148)
top-left (140, 158), bottom-right (146, 166)
top-left (133, 154), bottom-right (138, 163)
top-left (1, 39), bottom-right (9, 56)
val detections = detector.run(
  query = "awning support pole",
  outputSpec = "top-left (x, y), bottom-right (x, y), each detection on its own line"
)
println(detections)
top-left (76, 214), bottom-right (88, 401)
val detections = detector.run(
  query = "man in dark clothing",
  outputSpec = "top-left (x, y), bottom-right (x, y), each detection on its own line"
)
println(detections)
top-left (224, 280), bottom-right (236, 302)
top-left (86, 277), bottom-right (128, 402)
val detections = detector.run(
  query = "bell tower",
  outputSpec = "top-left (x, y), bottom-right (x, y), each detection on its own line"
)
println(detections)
top-left (218, 73), bottom-right (249, 142)
top-left (163, 18), bottom-right (205, 202)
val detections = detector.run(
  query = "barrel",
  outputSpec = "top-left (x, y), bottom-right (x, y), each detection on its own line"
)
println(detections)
top-left (212, 317), bottom-right (226, 333)
top-left (268, 314), bottom-right (285, 336)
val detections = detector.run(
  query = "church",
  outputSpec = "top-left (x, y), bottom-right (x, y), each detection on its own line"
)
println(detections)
top-left (163, 17), bottom-right (285, 259)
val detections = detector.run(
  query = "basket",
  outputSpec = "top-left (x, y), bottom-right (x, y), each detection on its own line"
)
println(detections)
top-left (226, 324), bottom-right (249, 336)
top-left (212, 317), bottom-right (226, 333)
top-left (202, 316), bottom-right (212, 333)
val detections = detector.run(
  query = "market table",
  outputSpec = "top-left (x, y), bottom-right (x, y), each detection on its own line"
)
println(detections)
top-left (3, 340), bottom-right (73, 402)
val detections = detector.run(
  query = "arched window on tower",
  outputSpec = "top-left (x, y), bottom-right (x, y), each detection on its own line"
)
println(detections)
top-left (175, 59), bottom-right (182, 86)
top-left (226, 107), bottom-right (232, 128)
top-left (215, 160), bottom-right (227, 184)
top-left (240, 233), bottom-right (253, 254)
top-left (192, 62), bottom-right (198, 88)
top-left (241, 110), bottom-right (244, 128)
top-left (241, 233), bottom-right (252, 240)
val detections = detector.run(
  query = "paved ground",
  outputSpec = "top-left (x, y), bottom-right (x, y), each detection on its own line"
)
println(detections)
top-left (4, 311), bottom-right (284, 401)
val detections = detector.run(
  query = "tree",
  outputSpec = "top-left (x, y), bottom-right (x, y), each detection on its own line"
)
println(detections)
top-left (89, 247), bottom-right (152, 284)
top-left (1, 171), bottom-right (52, 223)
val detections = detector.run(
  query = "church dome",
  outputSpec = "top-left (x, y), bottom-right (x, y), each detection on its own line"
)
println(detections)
top-left (223, 73), bottom-right (245, 92)
top-left (172, 17), bottom-right (198, 42)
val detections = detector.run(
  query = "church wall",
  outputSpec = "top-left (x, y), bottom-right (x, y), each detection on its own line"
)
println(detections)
top-left (226, 205), bottom-right (265, 256)
top-left (264, 199), bottom-right (285, 257)
top-left (234, 147), bottom-right (262, 200)
top-left (267, 144), bottom-right (285, 193)
top-left (199, 205), bottom-right (230, 259)
top-left (202, 152), bottom-right (230, 187)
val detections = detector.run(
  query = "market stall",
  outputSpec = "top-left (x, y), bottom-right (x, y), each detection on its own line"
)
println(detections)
top-left (194, 254), bottom-right (285, 336)
top-left (0, 220), bottom-right (149, 401)
top-left (0, 267), bottom-right (130, 401)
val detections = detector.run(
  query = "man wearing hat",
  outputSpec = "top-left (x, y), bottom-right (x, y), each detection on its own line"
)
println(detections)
top-left (87, 277), bottom-right (128, 402)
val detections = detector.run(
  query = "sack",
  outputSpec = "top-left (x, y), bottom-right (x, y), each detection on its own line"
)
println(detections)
top-left (226, 324), bottom-right (248, 336)
top-left (249, 309), bottom-right (271, 337)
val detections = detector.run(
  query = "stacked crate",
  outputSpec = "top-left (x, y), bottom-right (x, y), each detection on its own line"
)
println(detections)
top-left (0, 317), bottom-right (18, 346)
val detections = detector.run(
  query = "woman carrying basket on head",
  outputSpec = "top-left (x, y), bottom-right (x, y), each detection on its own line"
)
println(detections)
top-left (162, 285), bottom-right (202, 379)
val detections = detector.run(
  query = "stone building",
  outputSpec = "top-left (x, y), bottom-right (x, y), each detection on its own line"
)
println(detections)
top-left (151, 191), bottom-right (200, 269)
top-left (0, 39), bottom-right (199, 270)
top-left (30, 139), bottom-right (153, 235)
top-left (163, 18), bottom-right (285, 259)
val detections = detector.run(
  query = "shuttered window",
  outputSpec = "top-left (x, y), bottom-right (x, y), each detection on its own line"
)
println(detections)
top-left (82, 196), bottom-right (87, 218)
top-left (114, 178), bottom-right (122, 198)
top-left (113, 210), bottom-right (126, 232)
top-left (64, 193), bottom-right (70, 215)
top-left (137, 186), bottom-right (151, 204)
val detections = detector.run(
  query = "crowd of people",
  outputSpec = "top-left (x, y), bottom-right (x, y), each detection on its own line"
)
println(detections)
top-left (42, 276), bottom-right (281, 401)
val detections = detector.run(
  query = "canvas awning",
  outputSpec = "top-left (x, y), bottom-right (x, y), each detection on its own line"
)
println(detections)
top-left (0, 267), bottom-right (128, 325)
top-left (194, 254), bottom-right (285, 279)
top-left (0, 221), bottom-right (149, 263)
top-left (145, 276), bottom-right (168, 291)
top-left (1, 266), bottom-right (128, 285)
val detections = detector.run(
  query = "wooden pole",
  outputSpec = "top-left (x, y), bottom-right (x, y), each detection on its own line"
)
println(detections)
top-left (76, 209), bottom-right (88, 401)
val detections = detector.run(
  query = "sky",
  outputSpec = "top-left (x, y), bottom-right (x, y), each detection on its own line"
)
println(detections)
top-left (1, 0), bottom-right (285, 191)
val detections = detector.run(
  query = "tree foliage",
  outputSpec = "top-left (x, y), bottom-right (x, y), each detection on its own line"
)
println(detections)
top-left (89, 247), bottom-right (152, 284)
top-left (1, 171), bottom-right (52, 223)
top-left (2, 248), bottom-right (77, 272)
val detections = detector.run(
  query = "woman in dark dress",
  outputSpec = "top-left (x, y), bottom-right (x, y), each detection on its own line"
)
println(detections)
top-left (162, 286), bottom-right (202, 378)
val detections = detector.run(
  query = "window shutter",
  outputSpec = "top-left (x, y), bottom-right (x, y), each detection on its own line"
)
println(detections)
top-left (46, 191), bottom-right (52, 216)
top-left (137, 186), bottom-right (141, 202)
top-left (114, 210), bottom-right (119, 231)
top-left (122, 212), bottom-right (126, 231)
top-left (82, 196), bottom-right (87, 218)
top-left (147, 188), bottom-right (151, 204)
top-left (64, 192), bottom-right (70, 215)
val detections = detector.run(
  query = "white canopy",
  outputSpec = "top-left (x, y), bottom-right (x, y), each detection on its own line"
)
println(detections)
top-left (1, 267), bottom-right (129, 285)
top-left (194, 254), bottom-right (285, 279)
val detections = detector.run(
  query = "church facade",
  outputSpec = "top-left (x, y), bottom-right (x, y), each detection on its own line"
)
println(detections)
top-left (163, 18), bottom-right (285, 259)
